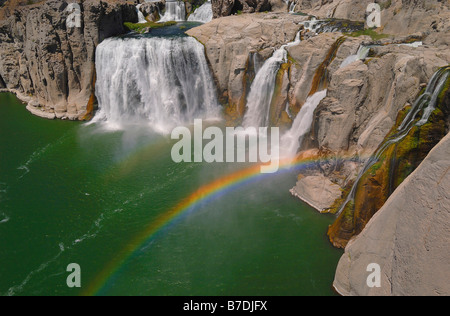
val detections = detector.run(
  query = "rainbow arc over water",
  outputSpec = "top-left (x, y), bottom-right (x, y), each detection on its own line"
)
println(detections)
top-left (82, 153), bottom-right (357, 296)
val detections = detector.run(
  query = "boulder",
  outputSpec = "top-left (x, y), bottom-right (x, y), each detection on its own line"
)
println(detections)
top-left (139, 1), bottom-right (164, 22)
top-left (290, 174), bottom-right (342, 212)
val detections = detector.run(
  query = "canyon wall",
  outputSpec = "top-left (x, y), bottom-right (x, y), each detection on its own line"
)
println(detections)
top-left (0, 0), bottom-right (137, 120)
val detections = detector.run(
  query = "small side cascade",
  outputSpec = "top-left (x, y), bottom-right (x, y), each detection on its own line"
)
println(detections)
top-left (280, 90), bottom-right (328, 158)
top-left (289, 1), bottom-right (297, 13)
top-left (242, 32), bottom-right (301, 128)
top-left (136, 4), bottom-right (148, 24)
top-left (336, 67), bottom-right (450, 216)
top-left (340, 45), bottom-right (370, 68)
top-left (187, 0), bottom-right (213, 23)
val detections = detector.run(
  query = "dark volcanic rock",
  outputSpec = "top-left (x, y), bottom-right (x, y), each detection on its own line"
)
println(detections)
top-left (211, 0), bottom-right (271, 18)
top-left (0, 0), bottom-right (137, 120)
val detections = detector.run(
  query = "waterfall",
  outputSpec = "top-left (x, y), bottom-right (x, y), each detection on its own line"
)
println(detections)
top-left (93, 36), bottom-right (220, 133)
top-left (398, 41), bottom-right (423, 48)
top-left (336, 67), bottom-right (450, 216)
top-left (160, 0), bottom-right (186, 22)
top-left (289, 1), bottom-right (297, 13)
top-left (340, 45), bottom-right (370, 68)
top-left (302, 17), bottom-right (320, 34)
top-left (136, 4), bottom-right (148, 24)
top-left (280, 90), bottom-right (327, 158)
top-left (187, 1), bottom-right (213, 23)
top-left (243, 32), bottom-right (301, 128)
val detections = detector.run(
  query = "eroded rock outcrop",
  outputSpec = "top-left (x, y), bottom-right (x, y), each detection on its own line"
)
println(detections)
top-left (211, 0), bottom-right (273, 18)
top-left (333, 131), bottom-right (450, 296)
top-left (138, 1), bottom-right (164, 22)
top-left (0, 0), bottom-right (137, 120)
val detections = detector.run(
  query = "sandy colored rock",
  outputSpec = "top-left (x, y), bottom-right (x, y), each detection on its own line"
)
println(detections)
top-left (333, 132), bottom-right (450, 296)
top-left (314, 47), bottom-right (449, 157)
top-left (290, 174), bottom-right (342, 212)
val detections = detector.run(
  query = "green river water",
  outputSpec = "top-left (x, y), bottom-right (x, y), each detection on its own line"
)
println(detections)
top-left (0, 92), bottom-right (342, 296)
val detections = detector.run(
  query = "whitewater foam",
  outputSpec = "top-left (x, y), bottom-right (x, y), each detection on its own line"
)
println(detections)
top-left (93, 36), bottom-right (220, 134)
top-left (243, 31), bottom-right (301, 128)
top-left (159, 0), bottom-right (186, 22)
top-left (187, 1), bottom-right (213, 23)
top-left (280, 90), bottom-right (327, 158)
top-left (0, 213), bottom-right (10, 224)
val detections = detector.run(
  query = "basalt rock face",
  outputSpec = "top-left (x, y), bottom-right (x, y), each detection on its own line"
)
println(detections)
top-left (138, 1), bottom-right (164, 22)
top-left (333, 131), bottom-right (450, 296)
top-left (0, 0), bottom-right (137, 120)
top-left (211, 0), bottom-right (273, 18)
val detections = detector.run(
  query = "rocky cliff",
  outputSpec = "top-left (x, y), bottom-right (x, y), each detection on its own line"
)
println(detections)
top-left (0, 0), bottom-right (137, 120)
top-left (333, 131), bottom-right (450, 296)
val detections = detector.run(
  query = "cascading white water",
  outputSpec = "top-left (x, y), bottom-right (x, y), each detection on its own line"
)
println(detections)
top-left (136, 4), bottom-right (148, 24)
top-left (187, 1), bottom-right (213, 23)
top-left (302, 17), bottom-right (320, 34)
top-left (93, 36), bottom-right (220, 133)
top-left (280, 90), bottom-right (327, 158)
top-left (159, 0), bottom-right (186, 22)
top-left (242, 32), bottom-right (301, 128)
top-left (289, 1), bottom-right (297, 13)
top-left (398, 41), bottom-right (423, 48)
top-left (340, 45), bottom-right (370, 68)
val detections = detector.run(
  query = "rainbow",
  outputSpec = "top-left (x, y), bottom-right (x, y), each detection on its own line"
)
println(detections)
top-left (82, 153), bottom-right (357, 296)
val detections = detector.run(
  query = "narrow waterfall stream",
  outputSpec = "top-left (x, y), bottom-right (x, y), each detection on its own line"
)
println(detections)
top-left (289, 1), bottom-right (297, 13)
top-left (340, 45), bottom-right (370, 68)
top-left (243, 32), bottom-right (301, 128)
top-left (337, 67), bottom-right (450, 216)
top-left (280, 90), bottom-right (327, 158)
top-left (136, 4), bottom-right (148, 24)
